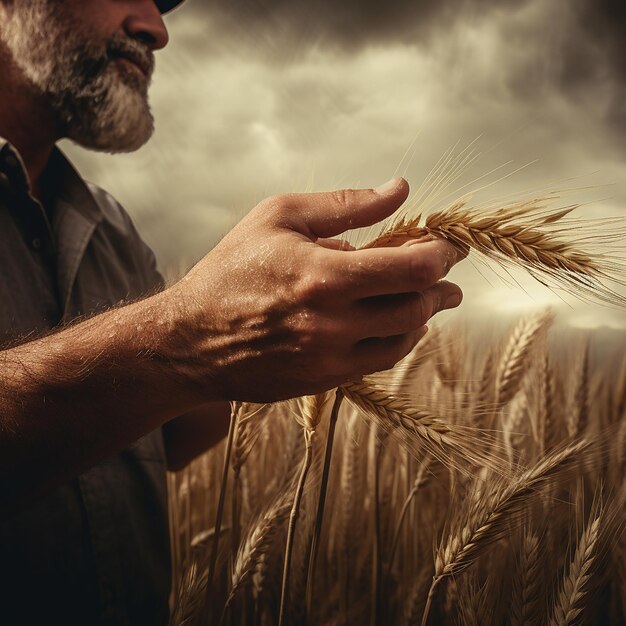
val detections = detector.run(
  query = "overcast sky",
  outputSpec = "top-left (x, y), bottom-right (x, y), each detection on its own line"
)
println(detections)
top-left (64, 0), bottom-right (626, 331)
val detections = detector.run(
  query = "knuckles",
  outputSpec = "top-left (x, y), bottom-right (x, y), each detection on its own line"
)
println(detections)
top-left (253, 194), bottom-right (292, 223)
top-left (331, 187), bottom-right (359, 211)
top-left (293, 271), bottom-right (334, 305)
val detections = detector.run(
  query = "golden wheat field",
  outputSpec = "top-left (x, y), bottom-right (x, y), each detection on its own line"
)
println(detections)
top-left (166, 313), bottom-right (625, 626)
top-left (164, 173), bottom-right (626, 626)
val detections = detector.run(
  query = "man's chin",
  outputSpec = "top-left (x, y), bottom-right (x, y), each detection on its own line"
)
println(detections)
top-left (70, 127), bottom-right (154, 154)
top-left (64, 86), bottom-right (155, 153)
top-left (68, 120), bottom-right (154, 154)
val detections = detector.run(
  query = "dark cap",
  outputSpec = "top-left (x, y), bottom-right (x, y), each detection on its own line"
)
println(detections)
top-left (156, 0), bottom-right (185, 13)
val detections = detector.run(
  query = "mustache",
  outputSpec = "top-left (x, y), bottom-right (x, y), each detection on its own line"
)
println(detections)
top-left (106, 35), bottom-right (155, 79)
top-left (75, 35), bottom-right (155, 85)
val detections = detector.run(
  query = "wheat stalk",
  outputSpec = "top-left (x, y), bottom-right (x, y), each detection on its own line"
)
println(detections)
top-left (305, 389), bottom-right (344, 620)
top-left (206, 402), bottom-right (239, 602)
top-left (278, 394), bottom-right (328, 626)
top-left (339, 412), bottom-right (361, 625)
top-left (385, 454), bottom-right (432, 584)
top-left (402, 564), bottom-right (432, 626)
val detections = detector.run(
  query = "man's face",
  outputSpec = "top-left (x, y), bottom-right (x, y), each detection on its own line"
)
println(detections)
top-left (0, 0), bottom-right (169, 152)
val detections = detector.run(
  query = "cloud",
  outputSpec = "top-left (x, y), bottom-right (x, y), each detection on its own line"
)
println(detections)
top-left (182, 0), bottom-right (523, 54)
top-left (569, 0), bottom-right (626, 129)
top-left (177, 0), bottom-right (625, 140)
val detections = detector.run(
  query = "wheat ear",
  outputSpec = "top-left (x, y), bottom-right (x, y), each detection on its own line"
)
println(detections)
top-left (365, 196), bottom-right (626, 307)
top-left (231, 403), bottom-right (269, 574)
top-left (474, 349), bottom-right (495, 425)
top-left (341, 379), bottom-right (506, 474)
top-left (225, 490), bottom-right (292, 611)
top-left (539, 353), bottom-right (557, 453)
top-left (568, 342), bottom-right (590, 438)
top-left (495, 310), bottom-right (553, 411)
top-left (547, 495), bottom-right (604, 626)
top-left (456, 573), bottom-right (495, 626)
top-left (421, 439), bottom-right (590, 626)
top-left (511, 529), bottom-right (542, 626)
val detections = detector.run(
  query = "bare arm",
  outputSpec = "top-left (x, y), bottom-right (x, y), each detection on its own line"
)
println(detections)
top-left (0, 291), bottom-right (203, 515)
top-left (0, 178), bottom-right (465, 516)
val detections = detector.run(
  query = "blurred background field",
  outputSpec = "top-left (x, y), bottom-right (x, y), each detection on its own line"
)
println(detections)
top-left (167, 315), bottom-right (626, 625)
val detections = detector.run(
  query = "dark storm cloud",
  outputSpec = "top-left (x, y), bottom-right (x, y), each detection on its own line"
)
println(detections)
top-left (567, 0), bottom-right (626, 129)
top-left (503, 0), bottom-right (626, 139)
top-left (183, 0), bottom-right (625, 136)
top-left (186, 0), bottom-right (520, 51)
top-left (186, 0), bottom-right (623, 57)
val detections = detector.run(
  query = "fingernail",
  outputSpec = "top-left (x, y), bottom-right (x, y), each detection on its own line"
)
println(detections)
top-left (375, 177), bottom-right (402, 195)
top-left (443, 293), bottom-right (462, 310)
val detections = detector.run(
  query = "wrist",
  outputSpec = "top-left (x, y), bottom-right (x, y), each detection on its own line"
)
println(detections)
top-left (148, 283), bottom-right (222, 404)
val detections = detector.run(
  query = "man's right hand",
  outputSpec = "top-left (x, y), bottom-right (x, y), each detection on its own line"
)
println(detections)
top-left (163, 178), bottom-right (465, 402)
top-left (0, 178), bottom-right (465, 511)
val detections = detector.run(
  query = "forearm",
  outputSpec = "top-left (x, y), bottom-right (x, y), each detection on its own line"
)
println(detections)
top-left (0, 289), bottom-right (205, 515)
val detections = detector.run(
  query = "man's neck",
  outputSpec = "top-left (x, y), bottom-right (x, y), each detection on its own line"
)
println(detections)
top-left (0, 52), bottom-right (59, 202)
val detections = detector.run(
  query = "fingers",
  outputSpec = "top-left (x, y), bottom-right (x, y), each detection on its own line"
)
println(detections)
top-left (350, 281), bottom-right (463, 339)
top-left (349, 327), bottom-right (429, 376)
top-left (316, 238), bottom-right (466, 299)
top-left (345, 277), bottom-right (460, 373)
top-left (275, 178), bottom-right (410, 239)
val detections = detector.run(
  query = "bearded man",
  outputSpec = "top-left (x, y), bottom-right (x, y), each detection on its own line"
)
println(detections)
top-left (0, 1), bottom-right (466, 624)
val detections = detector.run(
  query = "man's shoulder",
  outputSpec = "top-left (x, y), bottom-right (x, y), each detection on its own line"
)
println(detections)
top-left (82, 181), bottom-right (165, 291)
top-left (84, 181), bottom-right (140, 236)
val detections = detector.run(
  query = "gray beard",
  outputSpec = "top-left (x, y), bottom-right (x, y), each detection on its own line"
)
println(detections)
top-left (1, 1), bottom-right (155, 153)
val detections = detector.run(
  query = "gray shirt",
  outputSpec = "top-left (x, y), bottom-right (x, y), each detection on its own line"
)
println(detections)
top-left (0, 139), bottom-right (171, 626)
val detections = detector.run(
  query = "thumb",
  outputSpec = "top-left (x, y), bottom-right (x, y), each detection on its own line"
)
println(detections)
top-left (279, 177), bottom-right (410, 239)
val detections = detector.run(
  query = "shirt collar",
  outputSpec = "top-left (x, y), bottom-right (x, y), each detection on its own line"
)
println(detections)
top-left (0, 136), bottom-right (103, 225)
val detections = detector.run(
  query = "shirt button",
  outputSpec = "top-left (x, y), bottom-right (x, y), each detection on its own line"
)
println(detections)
top-left (31, 238), bottom-right (42, 250)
